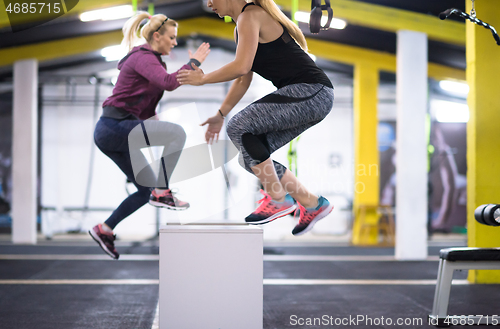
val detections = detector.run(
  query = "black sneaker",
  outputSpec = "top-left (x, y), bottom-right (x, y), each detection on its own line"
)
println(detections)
top-left (89, 224), bottom-right (119, 259)
top-left (149, 189), bottom-right (190, 210)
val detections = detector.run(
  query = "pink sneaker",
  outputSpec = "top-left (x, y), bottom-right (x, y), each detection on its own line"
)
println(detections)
top-left (149, 189), bottom-right (190, 210)
top-left (292, 196), bottom-right (333, 236)
top-left (89, 224), bottom-right (119, 260)
top-left (245, 190), bottom-right (296, 225)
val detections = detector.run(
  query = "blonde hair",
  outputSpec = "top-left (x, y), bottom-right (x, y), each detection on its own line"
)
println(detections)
top-left (122, 11), bottom-right (178, 52)
top-left (252, 0), bottom-right (307, 51)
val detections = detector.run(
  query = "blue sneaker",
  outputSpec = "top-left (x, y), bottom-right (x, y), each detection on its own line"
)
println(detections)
top-left (292, 196), bottom-right (333, 236)
top-left (245, 190), bottom-right (297, 225)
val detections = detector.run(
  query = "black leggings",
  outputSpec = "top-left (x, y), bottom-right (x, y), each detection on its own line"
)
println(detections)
top-left (94, 117), bottom-right (186, 229)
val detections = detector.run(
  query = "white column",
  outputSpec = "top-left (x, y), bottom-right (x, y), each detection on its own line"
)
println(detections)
top-left (12, 59), bottom-right (38, 244)
top-left (395, 30), bottom-right (428, 260)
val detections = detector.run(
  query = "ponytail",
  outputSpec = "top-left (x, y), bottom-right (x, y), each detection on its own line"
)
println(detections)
top-left (253, 0), bottom-right (308, 51)
top-left (122, 11), bottom-right (178, 52)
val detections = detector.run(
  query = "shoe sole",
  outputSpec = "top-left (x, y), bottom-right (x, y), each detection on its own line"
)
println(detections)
top-left (88, 229), bottom-right (119, 260)
top-left (149, 200), bottom-right (189, 211)
top-left (293, 203), bottom-right (334, 236)
top-left (246, 204), bottom-right (297, 225)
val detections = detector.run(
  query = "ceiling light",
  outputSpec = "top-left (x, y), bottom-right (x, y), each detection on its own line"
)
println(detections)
top-left (101, 45), bottom-right (127, 62)
top-left (439, 80), bottom-right (469, 96)
top-left (432, 100), bottom-right (469, 123)
top-left (294, 11), bottom-right (347, 29)
top-left (80, 5), bottom-right (134, 22)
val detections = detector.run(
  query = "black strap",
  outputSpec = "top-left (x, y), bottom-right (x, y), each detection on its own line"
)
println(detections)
top-left (242, 2), bottom-right (255, 13)
top-left (439, 8), bottom-right (500, 46)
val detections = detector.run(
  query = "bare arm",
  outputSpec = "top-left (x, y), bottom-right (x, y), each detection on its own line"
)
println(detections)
top-left (220, 71), bottom-right (253, 116)
top-left (177, 12), bottom-right (259, 86)
top-left (200, 71), bottom-right (253, 144)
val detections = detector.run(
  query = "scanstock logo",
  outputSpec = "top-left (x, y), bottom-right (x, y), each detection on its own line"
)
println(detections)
top-left (3, 0), bottom-right (79, 32)
top-left (128, 103), bottom-right (242, 223)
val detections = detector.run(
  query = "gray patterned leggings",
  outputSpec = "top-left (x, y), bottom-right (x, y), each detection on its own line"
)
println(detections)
top-left (226, 83), bottom-right (334, 180)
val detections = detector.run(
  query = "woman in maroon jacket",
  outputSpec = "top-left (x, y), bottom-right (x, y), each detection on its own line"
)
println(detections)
top-left (89, 11), bottom-right (210, 259)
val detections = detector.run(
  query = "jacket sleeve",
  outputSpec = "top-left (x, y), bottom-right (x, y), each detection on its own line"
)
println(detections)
top-left (133, 52), bottom-right (193, 91)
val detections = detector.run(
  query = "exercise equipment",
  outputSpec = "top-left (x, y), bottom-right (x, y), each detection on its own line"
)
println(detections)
top-left (287, 136), bottom-right (300, 176)
top-left (430, 247), bottom-right (500, 327)
top-left (474, 203), bottom-right (500, 226)
top-left (309, 0), bottom-right (333, 34)
top-left (159, 224), bottom-right (263, 329)
top-left (439, 0), bottom-right (500, 46)
top-left (429, 204), bottom-right (500, 327)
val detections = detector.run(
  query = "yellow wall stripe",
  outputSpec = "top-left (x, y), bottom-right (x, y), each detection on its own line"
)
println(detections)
top-left (0, 30), bottom-right (123, 67)
top-left (0, 17), bottom-right (465, 82)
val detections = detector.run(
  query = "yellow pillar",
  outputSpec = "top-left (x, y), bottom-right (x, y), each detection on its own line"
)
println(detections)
top-left (466, 0), bottom-right (500, 283)
top-left (352, 63), bottom-right (380, 245)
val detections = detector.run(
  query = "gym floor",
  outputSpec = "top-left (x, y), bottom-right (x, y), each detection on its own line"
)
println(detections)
top-left (1, 234), bottom-right (498, 329)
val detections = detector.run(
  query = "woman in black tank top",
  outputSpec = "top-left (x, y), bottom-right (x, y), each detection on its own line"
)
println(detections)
top-left (177, 0), bottom-right (335, 236)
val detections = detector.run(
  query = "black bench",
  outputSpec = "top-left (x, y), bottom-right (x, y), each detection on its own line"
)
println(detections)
top-left (429, 204), bottom-right (500, 327)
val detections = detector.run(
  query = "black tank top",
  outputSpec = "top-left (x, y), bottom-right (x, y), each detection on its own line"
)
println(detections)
top-left (238, 3), bottom-right (333, 89)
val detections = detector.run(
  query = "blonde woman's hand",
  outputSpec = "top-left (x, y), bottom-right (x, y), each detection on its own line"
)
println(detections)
top-left (200, 114), bottom-right (224, 144)
top-left (188, 42), bottom-right (210, 64)
top-left (177, 64), bottom-right (205, 86)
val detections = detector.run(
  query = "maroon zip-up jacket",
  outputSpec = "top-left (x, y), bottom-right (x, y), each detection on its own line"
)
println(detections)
top-left (102, 44), bottom-right (195, 120)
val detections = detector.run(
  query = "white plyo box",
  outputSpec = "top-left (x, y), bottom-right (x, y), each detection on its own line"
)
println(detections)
top-left (159, 224), bottom-right (263, 329)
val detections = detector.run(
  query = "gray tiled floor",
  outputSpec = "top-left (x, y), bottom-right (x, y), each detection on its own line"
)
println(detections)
top-left (1, 235), bottom-right (496, 329)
